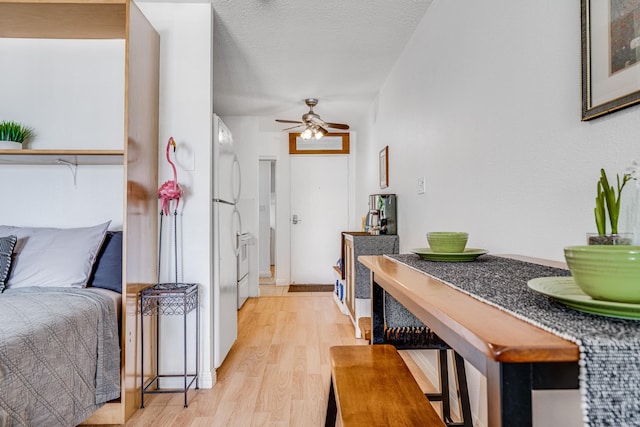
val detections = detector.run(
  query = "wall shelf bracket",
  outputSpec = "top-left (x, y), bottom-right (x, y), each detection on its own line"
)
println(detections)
top-left (57, 158), bottom-right (78, 187)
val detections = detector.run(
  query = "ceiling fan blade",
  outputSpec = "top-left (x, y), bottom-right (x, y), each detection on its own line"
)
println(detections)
top-left (317, 125), bottom-right (329, 136)
top-left (282, 124), bottom-right (304, 131)
top-left (326, 122), bottom-right (350, 130)
top-left (275, 119), bottom-right (303, 124)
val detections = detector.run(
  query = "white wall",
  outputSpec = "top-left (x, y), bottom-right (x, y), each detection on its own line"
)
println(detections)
top-left (137, 2), bottom-right (215, 388)
top-left (355, 1), bottom-right (640, 425)
top-left (358, 0), bottom-right (640, 261)
top-left (0, 39), bottom-right (125, 151)
top-left (0, 39), bottom-right (125, 228)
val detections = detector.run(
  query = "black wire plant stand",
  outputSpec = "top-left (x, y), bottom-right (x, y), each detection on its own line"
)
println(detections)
top-left (140, 210), bottom-right (199, 408)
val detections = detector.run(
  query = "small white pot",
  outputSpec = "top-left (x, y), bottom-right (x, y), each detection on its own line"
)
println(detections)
top-left (0, 141), bottom-right (23, 150)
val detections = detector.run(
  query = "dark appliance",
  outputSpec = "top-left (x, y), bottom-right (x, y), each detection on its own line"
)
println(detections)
top-left (366, 194), bottom-right (396, 235)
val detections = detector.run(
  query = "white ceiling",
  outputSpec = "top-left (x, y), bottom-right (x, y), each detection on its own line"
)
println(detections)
top-left (211, 0), bottom-right (433, 132)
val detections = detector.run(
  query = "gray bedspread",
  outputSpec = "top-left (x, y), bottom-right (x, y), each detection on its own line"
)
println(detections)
top-left (0, 287), bottom-right (120, 427)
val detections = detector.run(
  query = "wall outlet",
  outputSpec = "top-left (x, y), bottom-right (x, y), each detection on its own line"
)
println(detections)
top-left (417, 176), bottom-right (426, 194)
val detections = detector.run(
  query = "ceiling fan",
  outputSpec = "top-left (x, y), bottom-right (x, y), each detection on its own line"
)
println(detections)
top-left (276, 98), bottom-right (349, 140)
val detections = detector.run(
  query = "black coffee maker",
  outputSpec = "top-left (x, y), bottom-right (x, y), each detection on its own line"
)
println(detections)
top-left (366, 194), bottom-right (397, 235)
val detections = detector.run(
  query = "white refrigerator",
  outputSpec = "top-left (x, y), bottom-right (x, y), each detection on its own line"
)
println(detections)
top-left (212, 114), bottom-right (242, 368)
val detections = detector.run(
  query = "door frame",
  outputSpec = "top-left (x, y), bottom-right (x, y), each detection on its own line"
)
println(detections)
top-left (289, 153), bottom-right (352, 284)
top-left (258, 157), bottom-right (277, 284)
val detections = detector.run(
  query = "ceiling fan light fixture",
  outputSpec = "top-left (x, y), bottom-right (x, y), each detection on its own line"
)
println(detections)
top-left (276, 98), bottom-right (350, 135)
top-left (301, 128), bottom-right (313, 140)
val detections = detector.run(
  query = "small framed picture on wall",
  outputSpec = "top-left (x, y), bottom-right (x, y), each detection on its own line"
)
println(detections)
top-left (581, 0), bottom-right (640, 120)
top-left (379, 145), bottom-right (389, 189)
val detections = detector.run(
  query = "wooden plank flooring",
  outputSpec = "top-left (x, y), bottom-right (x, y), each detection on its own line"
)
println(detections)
top-left (121, 290), bottom-right (362, 426)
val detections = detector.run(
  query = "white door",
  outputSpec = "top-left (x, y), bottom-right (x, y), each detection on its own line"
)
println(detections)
top-left (290, 155), bottom-right (349, 284)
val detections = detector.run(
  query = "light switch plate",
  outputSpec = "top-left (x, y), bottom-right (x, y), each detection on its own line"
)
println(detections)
top-left (417, 176), bottom-right (425, 195)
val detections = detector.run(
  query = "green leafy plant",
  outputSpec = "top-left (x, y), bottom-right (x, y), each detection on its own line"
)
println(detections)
top-left (0, 121), bottom-right (34, 144)
top-left (594, 168), bottom-right (632, 235)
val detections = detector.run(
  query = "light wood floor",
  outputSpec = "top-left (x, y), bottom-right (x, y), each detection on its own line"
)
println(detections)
top-left (259, 265), bottom-right (276, 285)
top-left (123, 290), bottom-right (362, 426)
top-left (258, 284), bottom-right (289, 297)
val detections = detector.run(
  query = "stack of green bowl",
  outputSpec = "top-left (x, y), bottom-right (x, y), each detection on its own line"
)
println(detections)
top-left (427, 232), bottom-right (468, 253)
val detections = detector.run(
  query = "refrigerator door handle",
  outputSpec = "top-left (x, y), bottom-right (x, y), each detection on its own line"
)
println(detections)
top-left (232, 155), bottom-right (241, 204)
top-left (232, 207), bottom-right (242, 256)
top-left (213, 198), bottom-right (235, 206)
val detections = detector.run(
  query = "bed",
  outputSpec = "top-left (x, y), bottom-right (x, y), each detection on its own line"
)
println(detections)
top-left (0, 223), bottom-right (123, 427)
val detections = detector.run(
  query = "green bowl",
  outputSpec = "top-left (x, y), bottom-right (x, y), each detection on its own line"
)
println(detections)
top-left (427, 232), bottom-right (468, 253)
top-left (564, 245), bottom-right (640, 303)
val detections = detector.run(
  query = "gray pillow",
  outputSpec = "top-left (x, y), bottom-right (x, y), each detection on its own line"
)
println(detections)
top-left (0, 222), bottom-right (110, 289)
top-left (0, 235), bottom-right (17, 292)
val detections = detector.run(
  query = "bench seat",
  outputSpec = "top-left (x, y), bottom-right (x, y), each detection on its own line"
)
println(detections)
top-left (326, 344), bottom-right (446, 427)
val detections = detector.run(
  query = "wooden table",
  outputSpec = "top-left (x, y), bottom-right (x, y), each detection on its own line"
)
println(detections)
top-left (359, 255), bottom-right (581, 427)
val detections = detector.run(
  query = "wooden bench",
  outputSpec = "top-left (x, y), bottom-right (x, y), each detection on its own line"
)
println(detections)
top-left (325, 345), bottom-right (446, 427)
top-left (358, 313), bottom-right (472, 427)
top-left (357, 316), bottom-right (371, 341)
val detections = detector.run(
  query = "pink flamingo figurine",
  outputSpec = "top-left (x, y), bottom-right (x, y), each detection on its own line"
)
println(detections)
top-left (158, 136), bottom-right (183, 215)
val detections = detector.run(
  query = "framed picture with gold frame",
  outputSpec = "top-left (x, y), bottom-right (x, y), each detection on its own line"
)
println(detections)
top-left (379, 146), bottom-right (389, 189)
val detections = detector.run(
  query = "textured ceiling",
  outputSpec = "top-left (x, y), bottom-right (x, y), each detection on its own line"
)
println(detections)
top-left (211, 0), bottom-right (433, 132)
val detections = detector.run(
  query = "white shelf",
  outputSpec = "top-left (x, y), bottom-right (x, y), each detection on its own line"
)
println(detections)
top-left (0, 149), bottom-right (124, 165)
top-left (332, 265), bottom-right (348, 315)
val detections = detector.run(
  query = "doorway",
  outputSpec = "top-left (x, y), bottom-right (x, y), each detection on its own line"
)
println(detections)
top-left (258, 159), bottom-right (276, 285)
top-left (290, 155), bottom-right (349, 284)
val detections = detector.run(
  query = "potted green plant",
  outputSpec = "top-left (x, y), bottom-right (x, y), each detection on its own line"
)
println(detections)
top-left (589, 168), bottom-right (634, 245)
top-left (0, 121), bottom-right (34, 149)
